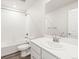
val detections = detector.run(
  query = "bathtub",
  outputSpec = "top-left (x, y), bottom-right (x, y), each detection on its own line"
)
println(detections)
top-left (1, 40), bottom-right (25, 57)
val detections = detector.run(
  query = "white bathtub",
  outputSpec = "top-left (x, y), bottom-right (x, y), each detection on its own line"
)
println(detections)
top-left (1, 40), bottom-right (25, 57)
top-left (1, 44), bottom-right (19, 57)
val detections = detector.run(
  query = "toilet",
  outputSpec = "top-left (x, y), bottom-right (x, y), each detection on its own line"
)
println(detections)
top-left (17, 39), bottom-right (31, 57)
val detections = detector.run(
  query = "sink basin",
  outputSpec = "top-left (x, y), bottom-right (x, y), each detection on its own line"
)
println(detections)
top-left (42, 41), bottom-right (63, 50)
top-left (48, 41), bottom-right (63, 48)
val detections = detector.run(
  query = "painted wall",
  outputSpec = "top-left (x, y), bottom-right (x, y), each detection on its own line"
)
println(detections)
top-left (45, 1), bottom-right (78, 45)
top-left (26, 0), bottom-right (46, 39)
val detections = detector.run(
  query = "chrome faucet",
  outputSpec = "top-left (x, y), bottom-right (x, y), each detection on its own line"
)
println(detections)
top-left (53, 35), bottom-right (60, 43)
top-left (52, 32), bottom-right (64, 43)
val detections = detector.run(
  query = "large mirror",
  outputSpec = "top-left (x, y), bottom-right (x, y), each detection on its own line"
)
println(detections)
top-left (45, 0), bottom-right (78, 45)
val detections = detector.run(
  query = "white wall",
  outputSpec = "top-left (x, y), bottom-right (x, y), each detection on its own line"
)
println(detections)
top-left (26, 0), bottom-right (46, 39)
top-left (45, 1), bottom-right (78, 45)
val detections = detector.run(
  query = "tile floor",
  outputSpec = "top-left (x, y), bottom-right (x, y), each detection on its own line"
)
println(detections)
top-left (1, 51), bottom-right (31, 59)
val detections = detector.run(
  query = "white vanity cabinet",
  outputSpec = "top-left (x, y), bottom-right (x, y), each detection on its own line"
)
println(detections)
top-left (31, 50), bottom-right (40, 59)
top-left (42, 49), bottom-right (59, 59)
top-left (31, 42), bottom-right (41, 59)
top-left (31, 42), bottom-right (59, 59)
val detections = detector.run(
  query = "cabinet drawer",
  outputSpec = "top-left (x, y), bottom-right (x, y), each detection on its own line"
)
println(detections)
top-left (31, 42), bottom-right (41, 55)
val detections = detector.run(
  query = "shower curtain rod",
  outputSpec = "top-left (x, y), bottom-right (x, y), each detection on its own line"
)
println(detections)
top-left (1, 7), bottom-right (26, 14)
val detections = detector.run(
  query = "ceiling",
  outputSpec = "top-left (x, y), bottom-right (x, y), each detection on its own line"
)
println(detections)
top-left (1, 0), bottom-right (78, 13)
top-left (1, 0), bottom-right (37, 12)
top-left (46, 0), bottom-right (78, 13)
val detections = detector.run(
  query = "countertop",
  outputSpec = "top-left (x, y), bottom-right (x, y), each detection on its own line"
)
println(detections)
top-left (31, 37), bottom-right (78, 59)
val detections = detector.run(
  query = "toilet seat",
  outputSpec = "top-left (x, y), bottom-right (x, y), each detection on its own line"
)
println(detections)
top-left (18, 44), bottom-right (30, 51)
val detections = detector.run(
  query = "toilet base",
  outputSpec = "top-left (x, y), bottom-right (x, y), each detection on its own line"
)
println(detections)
top-left (21, 48), bottom-right (30, 57)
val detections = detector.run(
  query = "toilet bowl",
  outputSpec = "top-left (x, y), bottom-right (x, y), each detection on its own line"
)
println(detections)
top-left (17, 44), bottom-right (30, 57)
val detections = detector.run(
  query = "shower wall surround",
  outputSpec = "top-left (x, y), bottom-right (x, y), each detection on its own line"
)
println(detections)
top-left (1, 9), bottom-right (26, 56)
top-left (1, 9), bottom-right (26, 48)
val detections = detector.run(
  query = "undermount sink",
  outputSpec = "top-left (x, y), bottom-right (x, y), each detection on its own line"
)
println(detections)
top-left (48, 41), bottom-right (63, 48)
top-left (43, 41), bottom-right (63, 50)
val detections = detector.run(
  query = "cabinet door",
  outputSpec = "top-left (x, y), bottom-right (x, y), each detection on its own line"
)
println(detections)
top-left (42, 49), bottom-right (58, 59)
top-left (31, 49), bottom-right (41, 59)
top-left (31, 42), bottom-right (41, 55)
top-left (68, 8), bottom-right (78, 38)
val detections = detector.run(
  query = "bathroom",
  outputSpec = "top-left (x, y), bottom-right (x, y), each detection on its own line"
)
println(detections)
top-left (1, 0), bottom-right (78, 59)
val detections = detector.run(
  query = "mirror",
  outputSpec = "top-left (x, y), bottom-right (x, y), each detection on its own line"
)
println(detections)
top-left (45, 0), bottom-right (78, 39)
top-left (68, 8), bottom-right (78, 39)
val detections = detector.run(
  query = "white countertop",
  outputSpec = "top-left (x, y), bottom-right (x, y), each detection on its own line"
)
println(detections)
top-left (31, 37), bottom-right (78, 59)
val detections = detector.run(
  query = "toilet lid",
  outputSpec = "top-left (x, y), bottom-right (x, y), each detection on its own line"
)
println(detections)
top-left (18, 44), bottom-right (30, 50)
